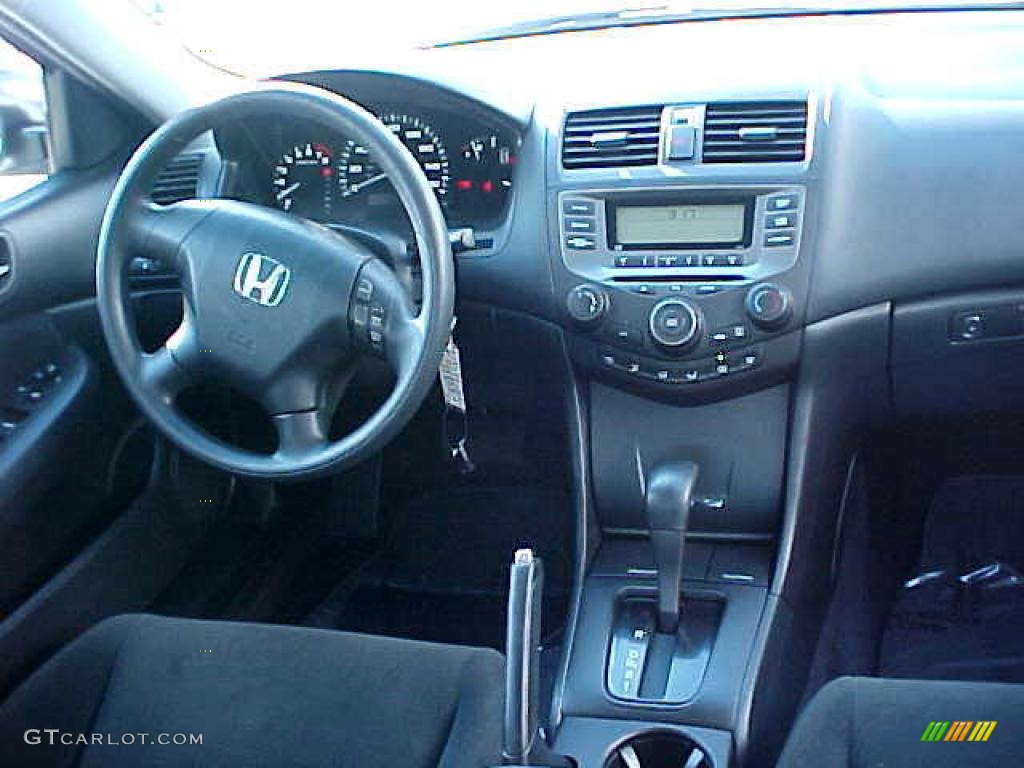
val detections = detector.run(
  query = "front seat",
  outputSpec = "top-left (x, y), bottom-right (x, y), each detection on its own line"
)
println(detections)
top-left (0, 614), bottom-right (503, 768)
top-left (777, 676), bottom-right (1024, 767)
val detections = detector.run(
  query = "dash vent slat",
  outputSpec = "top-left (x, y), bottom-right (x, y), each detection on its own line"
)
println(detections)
top-left (702, 101), bottom-right (808, 164)
top-left (562, 106), bottom-right (663, 170)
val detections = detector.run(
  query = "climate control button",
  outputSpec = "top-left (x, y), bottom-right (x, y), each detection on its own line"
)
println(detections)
top-left (567, 284), bottom-right (609, 325)
top-left (746, 283), bottom-right (792, 329)
top-left (649, 298), bottom-right (700, 350)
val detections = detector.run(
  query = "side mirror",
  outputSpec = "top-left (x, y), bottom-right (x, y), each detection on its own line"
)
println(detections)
top-left (0, 99), bottom-right (48, 176)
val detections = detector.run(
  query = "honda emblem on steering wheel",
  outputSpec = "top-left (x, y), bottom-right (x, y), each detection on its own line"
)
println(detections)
top-left (233, 252), bottom-right (290, 307)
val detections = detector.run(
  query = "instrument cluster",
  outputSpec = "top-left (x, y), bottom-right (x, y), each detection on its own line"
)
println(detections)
top-left (239, 106), bottom-right (518, 230)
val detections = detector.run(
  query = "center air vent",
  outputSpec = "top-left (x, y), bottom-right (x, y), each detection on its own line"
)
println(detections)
top-left (702, 101), bottom-right (808, 163)
top-left (150, 152), bottom-right (204, 204)
top-left (562, 106), bottom-right (663, 170)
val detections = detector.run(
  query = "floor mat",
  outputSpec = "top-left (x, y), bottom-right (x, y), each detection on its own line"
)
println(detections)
top-left (306, 483), bottom-right (572, 650)
top-left (880, 475), bottom-right (1024, 682)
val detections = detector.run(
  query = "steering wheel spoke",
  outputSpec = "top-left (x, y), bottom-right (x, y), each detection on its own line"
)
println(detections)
top-left (126, 200), bottom-right (217, 272)
top-left (138, 344), bottom-right (194, 403)
top-left (271, 409), bottom-right (329, 461)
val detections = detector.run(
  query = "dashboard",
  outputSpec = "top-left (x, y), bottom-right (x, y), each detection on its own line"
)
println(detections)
top-left (177, 10), bottom-right (1024, 406)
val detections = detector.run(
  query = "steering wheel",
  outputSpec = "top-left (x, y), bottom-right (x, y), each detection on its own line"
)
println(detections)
top-left (96, 85), bottom-right (455, 480)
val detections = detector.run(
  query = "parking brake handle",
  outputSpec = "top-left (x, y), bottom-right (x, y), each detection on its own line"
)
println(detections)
top-left (504, 548), bottom-right (544, 765)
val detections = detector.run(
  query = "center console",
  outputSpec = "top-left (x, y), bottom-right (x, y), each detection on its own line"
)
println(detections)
top-left (544, 96), bottom-right (818, 768)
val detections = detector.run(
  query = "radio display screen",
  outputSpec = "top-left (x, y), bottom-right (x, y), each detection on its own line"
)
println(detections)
top-left (610, 202), bottom-right (749, 249)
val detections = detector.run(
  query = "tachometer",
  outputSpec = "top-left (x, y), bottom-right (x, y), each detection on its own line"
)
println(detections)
top-left (338, 113), bottom-right (450, 203)
top-left (272, 142), bottom-right (334, 219)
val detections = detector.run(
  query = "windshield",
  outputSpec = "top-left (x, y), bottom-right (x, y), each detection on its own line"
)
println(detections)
top-left (129, 0), bottom-right (1018, 77)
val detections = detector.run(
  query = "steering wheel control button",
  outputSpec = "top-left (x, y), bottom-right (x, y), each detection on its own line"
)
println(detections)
top-left (649, 299), bottom-right (699, 350)
top-left (349, 271), bottom-right (389, 357)
top-left (567, 284), bottom-right (609, 325)
top-left (355, 277), bottom-right (375, 303)
top-left (746, 283), bottom-right (792, 329)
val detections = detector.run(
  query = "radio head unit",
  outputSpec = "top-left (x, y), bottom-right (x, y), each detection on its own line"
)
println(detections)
top-left (559, 185), bottom-right (803, 283)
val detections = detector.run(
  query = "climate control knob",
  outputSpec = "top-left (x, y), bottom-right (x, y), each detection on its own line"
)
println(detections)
top-left (566, 284), bottom-right (609, 325)
top-left (649, 299), bottom-right (700, 350)
top-left (745, 283), bottom-right (792, 329)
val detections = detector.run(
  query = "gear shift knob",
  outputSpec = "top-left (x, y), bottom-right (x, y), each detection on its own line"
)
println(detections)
top-left (645, 460), bottom-right (699, 634)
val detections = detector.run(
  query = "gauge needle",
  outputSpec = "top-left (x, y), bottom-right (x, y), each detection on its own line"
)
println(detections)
top-left (276, 182), bottom-right (301, 201)
top-left (350, 173), bottom-right (387, 194)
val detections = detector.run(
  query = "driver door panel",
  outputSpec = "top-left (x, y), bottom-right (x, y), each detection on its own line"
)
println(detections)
top-left (0, 56), bottom-right (148, 622)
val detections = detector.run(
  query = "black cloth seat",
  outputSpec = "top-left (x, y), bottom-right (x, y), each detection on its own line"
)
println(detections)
top-left (777, 676), bottom-right (1024, 768)
top-left (0, 614), bottom-right (504, 768)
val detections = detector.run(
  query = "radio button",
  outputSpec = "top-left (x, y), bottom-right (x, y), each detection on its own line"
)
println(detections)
top-left (767, 194), bottom-right (798, 211)
top-left (764, 230), bottom-right (795, 247)
top-left (631, 284), bottom-right (658, 296)
top-left (565, 217), bottom-right (595, 233)
top-left (656, 254), bottom-right (684, 268)
top-left (724, 253), bottom-right (745, 267)
top-left (765, 212), bottom-right (795, 229)
top-left (614, 254), bottom-right (647, 268)
top-left (682, 254), bottom-right (702, 267)
top-left (563, 199), bottom-right (596, 216)
top-left (566, 235), bottom-right (596, 250)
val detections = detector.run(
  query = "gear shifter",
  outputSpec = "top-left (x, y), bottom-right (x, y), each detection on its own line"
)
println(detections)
top-left (645, 460), bottom-right (699, 634)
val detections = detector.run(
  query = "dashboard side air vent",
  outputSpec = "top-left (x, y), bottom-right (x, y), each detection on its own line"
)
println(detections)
top-left (562, 106), bottom-right (663, 169)
top-left (150, 152), bottom-right (204, 204)
top-left (0, 237), bottom-right (11, 294)
top-left (702, 101), bottom-right (808, 163)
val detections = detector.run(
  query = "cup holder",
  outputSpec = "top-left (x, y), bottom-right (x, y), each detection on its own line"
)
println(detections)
top-left (604, 731), bottom-right (711, 768)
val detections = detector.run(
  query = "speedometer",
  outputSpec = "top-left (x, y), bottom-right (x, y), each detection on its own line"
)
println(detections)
top-left (337, 113), bottom-right (450, 203)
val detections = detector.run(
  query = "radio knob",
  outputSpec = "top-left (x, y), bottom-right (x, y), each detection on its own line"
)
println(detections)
top-left (649, 299), bottom-right (700, 351)
top-left (746, 283), bottom-right (792, 329)
top-left (567, 284), bottom-right (609, 326)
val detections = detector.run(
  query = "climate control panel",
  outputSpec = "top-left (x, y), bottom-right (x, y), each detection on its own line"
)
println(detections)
top-left (562, 278), bottom-right (802, 397)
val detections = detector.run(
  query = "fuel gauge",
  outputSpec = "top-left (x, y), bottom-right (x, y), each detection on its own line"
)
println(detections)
top-left (452, 134), bottom-right (515, 220)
